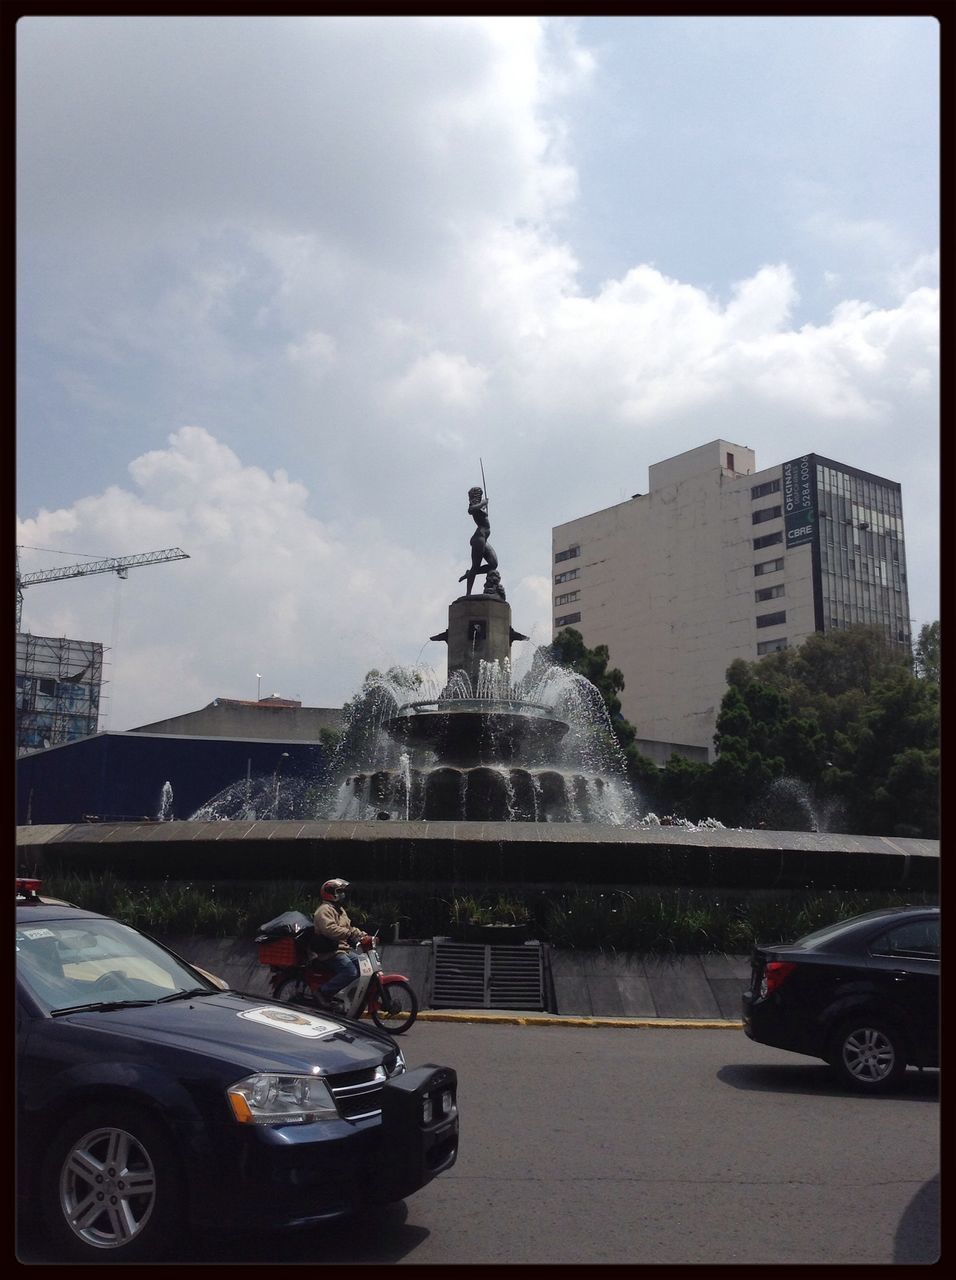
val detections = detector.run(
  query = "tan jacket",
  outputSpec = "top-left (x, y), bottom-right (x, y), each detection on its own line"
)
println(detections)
top-left (313, 902), bottom-right (362, 953)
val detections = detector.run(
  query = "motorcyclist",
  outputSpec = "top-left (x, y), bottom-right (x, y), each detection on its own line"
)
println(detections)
top-left (312, 879), bottom-right (365, 1009)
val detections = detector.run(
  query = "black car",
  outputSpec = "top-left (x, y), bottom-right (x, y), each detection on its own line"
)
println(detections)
top-left (742, 905), bottom-right (939, 1092)
top-left (16, 881), bottom-right (458, 1261)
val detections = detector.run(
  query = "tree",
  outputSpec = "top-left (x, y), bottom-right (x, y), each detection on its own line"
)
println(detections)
top-left (706, 672), bottom-right (827, 827)
top-left (547, 629), bottom-right (660, 797)
top-left (748, 625), bottom-right (909, 743)
top-left (830, 672), bottom-right (940, 837)
top-left (914, 621), bottom-right (940, 684)
top-left (717, 626), bottom-right (939, 835)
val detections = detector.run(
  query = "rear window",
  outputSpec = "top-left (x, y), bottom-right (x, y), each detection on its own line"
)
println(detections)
top-left (869, 919), bottom-right (939, 960)
top-left (790, 910), bottom-right (938, 953)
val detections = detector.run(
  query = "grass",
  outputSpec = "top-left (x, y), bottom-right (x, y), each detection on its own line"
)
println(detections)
top-left (38, 872), bottom-right (935, 953)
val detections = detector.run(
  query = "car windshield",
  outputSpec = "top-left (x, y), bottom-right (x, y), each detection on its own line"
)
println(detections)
top-left (16, 916), bottom-right (214, 1013)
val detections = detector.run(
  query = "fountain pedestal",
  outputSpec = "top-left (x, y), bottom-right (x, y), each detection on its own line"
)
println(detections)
top-left (433, 594), bottom-right (526, 691)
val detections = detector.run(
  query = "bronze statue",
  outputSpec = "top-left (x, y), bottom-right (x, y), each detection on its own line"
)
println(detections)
top-left (482, 569), bottom-right (505, 601)
top-left (459, 486), bottom-right (498, 596)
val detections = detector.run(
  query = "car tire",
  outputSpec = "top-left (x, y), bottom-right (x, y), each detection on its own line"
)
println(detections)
top-left (828, 1016), bottom-right (908, 1093)
top-left (40, 1102), bottom-right (183, 1262)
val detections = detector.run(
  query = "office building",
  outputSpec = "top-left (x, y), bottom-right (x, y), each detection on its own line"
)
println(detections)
top-left (552, 440), bottom-right (910, 763)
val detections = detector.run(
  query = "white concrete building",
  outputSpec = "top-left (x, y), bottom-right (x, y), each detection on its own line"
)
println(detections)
top-left (552, 440), bottom-right (911, 764)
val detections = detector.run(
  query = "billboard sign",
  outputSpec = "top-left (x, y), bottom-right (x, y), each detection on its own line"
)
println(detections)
top-left (782, 455), bottom-right (816, 549)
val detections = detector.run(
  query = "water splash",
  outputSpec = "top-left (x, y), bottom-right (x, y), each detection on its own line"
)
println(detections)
top-left (157, 781), bottom-right (174, 821)
top-left (187, 650), bottom-right (727, 830)
top-left (323, 651), bottom-right (642, 824)
top-left (749, 776), bottom-right (845, 833)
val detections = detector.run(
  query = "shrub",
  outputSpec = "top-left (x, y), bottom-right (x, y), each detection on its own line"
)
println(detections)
top-left (37, 873), bottom-right (934, 954)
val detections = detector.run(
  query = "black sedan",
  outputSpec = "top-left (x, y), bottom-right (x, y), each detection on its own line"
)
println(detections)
top-left (742, 904), bottom-right (939, 1092)
top-left (16, 883), bottom-right (458, 1261)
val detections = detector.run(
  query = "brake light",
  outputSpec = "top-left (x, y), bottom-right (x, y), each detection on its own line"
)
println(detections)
top-left (760, 961), bottom-right (796, 997)
top-left (16, 878), bottom-right (42, 900)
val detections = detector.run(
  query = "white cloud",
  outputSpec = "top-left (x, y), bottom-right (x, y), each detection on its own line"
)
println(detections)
top-left (286, 330), bottom-right (337, 381)
top-left (386, 351), bottom-right (489, 414)
top-left (16, 16), bottom-right (939, 731)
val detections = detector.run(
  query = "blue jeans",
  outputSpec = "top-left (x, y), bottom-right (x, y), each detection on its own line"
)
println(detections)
top-left (319, 951), bottom-right (359, 996)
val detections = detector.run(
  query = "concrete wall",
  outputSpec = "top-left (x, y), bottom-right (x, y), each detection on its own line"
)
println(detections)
top-left (159, 933), bottom-right (749, 1019)
top-left (17, 819), bottom-right (939, 894)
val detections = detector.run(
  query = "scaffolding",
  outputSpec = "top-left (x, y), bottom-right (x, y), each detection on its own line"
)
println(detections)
top-left (16, 633), bottom-right (104, 755)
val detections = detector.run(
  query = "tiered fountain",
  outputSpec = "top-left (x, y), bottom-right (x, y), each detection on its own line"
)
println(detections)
top-left (329, 486), bottom-right (638, 824)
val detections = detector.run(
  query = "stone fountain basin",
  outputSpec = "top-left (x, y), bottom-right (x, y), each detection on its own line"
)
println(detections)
top-left (384, 700), bottom-right (569, 765)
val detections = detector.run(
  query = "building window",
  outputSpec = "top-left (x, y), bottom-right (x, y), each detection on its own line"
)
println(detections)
top-left (754, 557), bottom-right (784, 576)
top-left (555, 612), bottom-right (581, 628)
top-left (752, 505), bottom-right (782, 525)
top-left (757, 638), bottom-right (788, 655)
top-left (756, 610), bottom-right (787, 629)
top-left (751, 479), bottom-right (781, 499)
top-left (554, 568), bottom-right (580, 585)
top-left (555, 545), bottom-right (581, 564)
top-left (554, 590), bottom-right (580, 607)
top-left (755, 584), bottom-right (785, 602)
top-left (753, 532), bottom-right (783, 550)
top-left (726, 452), bottom-right (735, 471)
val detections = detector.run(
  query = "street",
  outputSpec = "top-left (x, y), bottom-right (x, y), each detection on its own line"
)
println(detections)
top-left (17, 1021), bottom-right (939, 1265)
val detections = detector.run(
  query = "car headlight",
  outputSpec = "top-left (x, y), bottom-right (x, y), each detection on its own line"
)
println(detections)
top-left (226, 1073), bottom-right (338, 1125)
top-left (387, 1047), bottom-right (406, 1077)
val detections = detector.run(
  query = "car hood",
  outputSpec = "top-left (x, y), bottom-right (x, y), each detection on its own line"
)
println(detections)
top-left (57, 991), bottom-right (395, 1075)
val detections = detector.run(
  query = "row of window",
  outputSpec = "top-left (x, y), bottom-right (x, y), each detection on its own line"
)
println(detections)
top-left (555, 611), bottom-right (581, 628)
top-left (754, 556), bottom-right (784, 576)
top-left (757, 637), bottom-right (788, 655)
top-left (555, 545), bottom-right (581, 564)
top-left (755, 583), bottom-right (785, 603)
top-left (555, 590), bottom-right (580, 607)
top-left (751, 478), bottom-right (781, 499)
top-left (752, 504), bottom-right (782, 525)
top-left (756, 610), bottom-right (786, 629)
top-left (554, 568), bottom-right (579, 585)
top-left (753, 531), bottom-right (783, 550)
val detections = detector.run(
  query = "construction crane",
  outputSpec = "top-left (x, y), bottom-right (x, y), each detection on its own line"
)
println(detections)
top-left (16, 547), bottom-right (190, 631)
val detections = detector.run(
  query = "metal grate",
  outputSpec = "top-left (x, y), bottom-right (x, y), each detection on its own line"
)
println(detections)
top-left (430, 940), bottom-right (545, 1010)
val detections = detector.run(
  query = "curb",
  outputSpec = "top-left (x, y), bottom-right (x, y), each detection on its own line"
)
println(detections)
top-left (416, 1011), bottom-right (743, 1029)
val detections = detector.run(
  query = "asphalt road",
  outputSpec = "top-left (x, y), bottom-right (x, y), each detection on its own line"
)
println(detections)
top-left (18, 1021), bottom-right (940, 1266)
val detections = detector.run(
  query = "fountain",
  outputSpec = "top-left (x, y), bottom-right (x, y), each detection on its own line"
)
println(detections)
top-left (325, 485), bottom-right (639, 824)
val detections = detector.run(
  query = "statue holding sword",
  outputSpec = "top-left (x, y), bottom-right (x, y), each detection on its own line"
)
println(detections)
top-left (459, 460), bottom-right (499, 597)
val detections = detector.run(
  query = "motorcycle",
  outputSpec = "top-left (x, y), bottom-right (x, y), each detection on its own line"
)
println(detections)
top-left (255, 911), bottom-right (419, 1034)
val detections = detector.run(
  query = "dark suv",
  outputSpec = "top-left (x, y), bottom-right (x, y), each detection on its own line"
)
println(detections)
top-left (742, 905), bottom-right (939, 1092)
top-left (16, 881), bottom-right (458, 1261)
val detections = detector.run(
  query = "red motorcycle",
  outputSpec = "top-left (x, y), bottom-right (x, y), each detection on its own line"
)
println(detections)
top-left (255, 911), bottom-right (419, 1034)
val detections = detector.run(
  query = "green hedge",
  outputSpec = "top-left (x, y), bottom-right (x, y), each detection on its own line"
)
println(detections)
top-left (40, 872), bottom-right (936, 954)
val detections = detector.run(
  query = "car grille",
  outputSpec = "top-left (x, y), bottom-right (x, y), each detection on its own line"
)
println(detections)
top-left (327, 1064), bottom-right (387, 1120)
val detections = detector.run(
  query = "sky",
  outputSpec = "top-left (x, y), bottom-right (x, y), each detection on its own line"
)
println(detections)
top-left (16, 15), bottom-right (939, 732)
